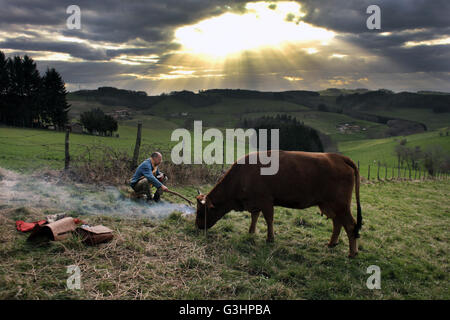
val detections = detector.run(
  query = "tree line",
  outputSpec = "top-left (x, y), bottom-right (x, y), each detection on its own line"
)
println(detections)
top-left (394, 138), bottom-right (450, 175)
top-left (0, 51), bottom-right (69, 129)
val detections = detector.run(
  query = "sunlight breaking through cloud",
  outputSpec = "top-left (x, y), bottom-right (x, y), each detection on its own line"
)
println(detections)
top-left (174, 1), bottom-right (334, 58)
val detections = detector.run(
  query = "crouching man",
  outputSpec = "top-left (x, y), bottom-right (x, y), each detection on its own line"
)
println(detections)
top-left (130, 152), bottom-right (169, 202)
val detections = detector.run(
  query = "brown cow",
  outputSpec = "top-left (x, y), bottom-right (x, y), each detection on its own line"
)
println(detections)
top-left (195, 150), bottom-right (362, 257)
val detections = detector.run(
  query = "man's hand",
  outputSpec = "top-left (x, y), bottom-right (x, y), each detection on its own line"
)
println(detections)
top-left (160, 185), bottom-right (169, 192)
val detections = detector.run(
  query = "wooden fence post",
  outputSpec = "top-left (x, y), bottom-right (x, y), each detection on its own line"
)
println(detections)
top-left (222, 135), bottom-right (225, 173)
top-left (131, 121), bottom-right (142, 170)
top-left (377, 162), bottom-right (380, 180)
top-left (65, 127), bottom-right (70, 170)
top-left (368, 164), bottom-right (371, 180)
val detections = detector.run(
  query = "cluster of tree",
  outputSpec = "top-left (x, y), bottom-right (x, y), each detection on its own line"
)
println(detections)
top-left (394, 141), bottom-right (450, 175)
top-left (0, 51), bottom-right (69, 129)
top-left (240, 114), bottom-right (324, 152)
top-left (79, 108), bottom-right (118, 136)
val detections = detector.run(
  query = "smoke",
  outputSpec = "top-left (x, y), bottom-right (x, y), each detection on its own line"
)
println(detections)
top-left (0, 168), bottom-right (195, 218)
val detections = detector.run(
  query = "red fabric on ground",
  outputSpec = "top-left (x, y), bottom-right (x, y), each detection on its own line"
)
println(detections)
top-left (16, 220), bottom-right (47, 232)
top-left (16, 217), bottom-right (85, 232)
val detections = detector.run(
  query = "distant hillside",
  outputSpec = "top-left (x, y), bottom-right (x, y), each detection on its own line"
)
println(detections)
top-left (68, 87), bottom-right (450, 115)
top-left (336, 90), bottom-right (450, 114)
top-left (67, 87), bottom-right (450, 140)
top-left (68, 86), bottom-right (163, 109)
top-left (318, 88), bottom-right (370, 96)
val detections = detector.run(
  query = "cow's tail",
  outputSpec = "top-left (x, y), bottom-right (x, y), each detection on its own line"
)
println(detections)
top-left (344, 157), bottom-right (362, 238)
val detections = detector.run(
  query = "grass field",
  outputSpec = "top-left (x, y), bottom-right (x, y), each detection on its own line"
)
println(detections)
top-left (0, 180), bottom-right (448, 299)
top-left (363, 108), bottom-right (450, 131)
top-left (243, 110), bottom-right (388, 142)
top-left (1, 101), bottom-right (449, 300)
top-left (339, 129), bottom-right (450, 179)
top-left (0, 125), bottom-right (176, 172)
top-left (2, 123), bottom-right (449, 177)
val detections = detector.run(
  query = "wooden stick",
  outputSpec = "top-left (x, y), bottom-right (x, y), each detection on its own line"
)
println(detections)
top-left (165, 190), bottom-right (194, 206)
top-left (135, 176), bottom-right (194, 205)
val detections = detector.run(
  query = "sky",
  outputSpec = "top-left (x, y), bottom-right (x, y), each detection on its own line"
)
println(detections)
top-left (0, 0), bottom-right (449, 94)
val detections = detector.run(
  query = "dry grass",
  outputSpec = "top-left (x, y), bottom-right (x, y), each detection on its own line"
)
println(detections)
top-left (0, 179), bottom-right (448, 300)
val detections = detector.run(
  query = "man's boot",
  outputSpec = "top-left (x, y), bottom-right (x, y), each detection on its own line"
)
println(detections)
top-left (153, 188), bottom-right (161, 202)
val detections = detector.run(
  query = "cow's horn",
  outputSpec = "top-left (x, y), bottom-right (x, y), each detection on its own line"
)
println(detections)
top-left (197, 189), bottom-right (201, 195)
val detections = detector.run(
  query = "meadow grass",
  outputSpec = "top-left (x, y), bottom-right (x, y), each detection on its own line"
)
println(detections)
top-left (366, 108), bottom-right (450, 131)
top-left (0, 180), bottom-right (448, 299)
top-left (0, 125), bottom-right (175, 172)
top-left (339, 129), bottom-right (450, 178)
top-left (2, 123), bottom-right (449, 180)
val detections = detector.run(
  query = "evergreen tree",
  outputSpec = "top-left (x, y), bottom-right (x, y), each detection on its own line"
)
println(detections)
top-left (41, 68), bottom-right (70, 129)
top-left (22, 55), bottom-right (42, 127)
top-left (0, 51), bottom-right (9, 124)
top-left (0, 51), bottom-right (70, 129)
top-left (5, 55), bottom-right (41, 127)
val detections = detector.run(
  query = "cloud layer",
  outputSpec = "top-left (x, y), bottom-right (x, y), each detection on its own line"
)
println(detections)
top-left (0, 0), bottom-right (448, 93)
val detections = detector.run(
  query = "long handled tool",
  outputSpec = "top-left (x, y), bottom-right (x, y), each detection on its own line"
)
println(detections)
top-left (135, 176), bottom-right (194, 206)
top-left (165, 189), bottom-right (194, 206)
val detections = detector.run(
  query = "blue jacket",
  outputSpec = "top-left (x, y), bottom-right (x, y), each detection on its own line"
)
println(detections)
top-left (130, 159), bottom-right (163, 189)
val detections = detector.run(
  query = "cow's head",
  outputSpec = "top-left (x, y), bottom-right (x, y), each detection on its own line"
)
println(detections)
top-left (195, 193), bottom-right (220, 229)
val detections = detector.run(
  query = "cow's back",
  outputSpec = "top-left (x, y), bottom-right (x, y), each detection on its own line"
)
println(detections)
top-left (233, 151), bottom-right (355, 210)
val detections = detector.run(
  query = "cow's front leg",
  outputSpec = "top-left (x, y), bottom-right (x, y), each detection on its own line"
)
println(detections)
top-left (249, 211), bottom-right (260, 234)
top-left (261, 205), bottom-right (275, 242)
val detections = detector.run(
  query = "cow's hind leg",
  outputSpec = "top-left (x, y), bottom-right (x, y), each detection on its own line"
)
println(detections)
top-left (338, 211), bottom-right (358, 258)
top-left (261, 205), bottom-right (275, 242)
top-left (249, 211), bottom-right (260, 234)
top-left (328, 218), bottom-right (342, 248)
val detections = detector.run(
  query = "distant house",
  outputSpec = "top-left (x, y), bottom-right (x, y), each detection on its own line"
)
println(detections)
top-left (336, 123), bottom-right (364, 134)
top-left (68, 123), bottom-right (84, 134)
top-left (106, 109), bottom-right (132, 120)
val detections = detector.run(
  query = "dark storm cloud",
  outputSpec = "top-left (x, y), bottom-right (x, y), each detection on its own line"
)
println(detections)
top-left (338, 27), bottom-right (450, 50)
top-left (0, 0), bottom-right (248, 43)
top-left (298, 0), bottom-right (450, 33)
top-left (35, 60), bottom-right (155, 83)
top-left (0, 37), bottom-right (108, 61)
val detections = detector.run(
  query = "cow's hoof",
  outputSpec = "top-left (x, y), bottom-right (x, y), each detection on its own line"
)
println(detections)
top-left (266, 238), bottom-right (274, 243)
top-left (347, 252), bottom-right (358, 258)
top-left (327, 242), bottom-right (339, 248)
